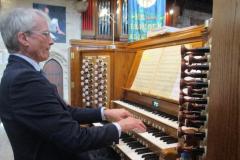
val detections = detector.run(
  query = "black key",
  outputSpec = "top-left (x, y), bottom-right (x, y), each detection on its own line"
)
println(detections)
top-left (160, 136), bottom-right (172, 140)
top-left (142, 153), bottom-right (157, 158)
top-left (136, 148), bottom-right (151, 154)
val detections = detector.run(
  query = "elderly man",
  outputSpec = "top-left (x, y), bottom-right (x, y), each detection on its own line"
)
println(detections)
top-left (0, 8), bottom-right (146, 160)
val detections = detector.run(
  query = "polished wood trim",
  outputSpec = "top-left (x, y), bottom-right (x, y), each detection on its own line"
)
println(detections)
top-left (124, 88), bottom-right (179, 104)
top-left (123, 88), bottom-right (179, 116)
top-left (70, 47), bottom-right (81, 106)
top-left (127, 25), bottom-right (206, 50)
top-left (70, 39), bottom-right (128, 49)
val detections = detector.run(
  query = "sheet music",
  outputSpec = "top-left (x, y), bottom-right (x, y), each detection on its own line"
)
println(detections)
top-left (131, 45), bottom-right (181, 100)
top-left (131, 48), bottom-right (163, 92)
top-left (151, 46), bottom-right (181, 100)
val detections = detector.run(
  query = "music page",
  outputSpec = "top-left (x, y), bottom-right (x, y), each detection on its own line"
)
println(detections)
top-left (131, 45), bottom-right (181, 100)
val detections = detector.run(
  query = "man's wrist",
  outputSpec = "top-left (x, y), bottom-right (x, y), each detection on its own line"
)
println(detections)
top-left (101, 107), bottom-right (107, 120)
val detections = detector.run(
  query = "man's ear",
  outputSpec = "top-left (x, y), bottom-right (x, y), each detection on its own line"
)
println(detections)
top-left (17, 32), bottom-right (29, 47)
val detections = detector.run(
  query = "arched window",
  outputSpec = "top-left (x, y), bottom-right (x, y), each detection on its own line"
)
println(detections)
top-left (43, 59), bottom-right (63, 98)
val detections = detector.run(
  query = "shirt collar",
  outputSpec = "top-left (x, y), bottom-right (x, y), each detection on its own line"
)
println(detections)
top-left (12, 53), bottom-right (41, 71)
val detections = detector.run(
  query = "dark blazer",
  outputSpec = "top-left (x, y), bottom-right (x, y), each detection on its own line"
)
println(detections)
top-left (0, 55), bottom-right (119, 160)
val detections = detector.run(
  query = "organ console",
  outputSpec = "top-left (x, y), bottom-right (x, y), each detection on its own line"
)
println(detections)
top-left (70, 25), bottom-right (208, 160)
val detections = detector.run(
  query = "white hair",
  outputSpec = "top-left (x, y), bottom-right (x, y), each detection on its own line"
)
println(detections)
top-left (0, 8), bottom-right (50, 53)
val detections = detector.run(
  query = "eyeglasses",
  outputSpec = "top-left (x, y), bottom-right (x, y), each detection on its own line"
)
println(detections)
top-left (25, 31), bottom-right (51, 38)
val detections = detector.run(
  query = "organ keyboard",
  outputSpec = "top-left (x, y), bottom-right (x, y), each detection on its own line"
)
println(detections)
top-left (113, 100), bottom-right (178, 129)
top-left (111, 89), bottom-right (179, 160)
top-left (93, 122), bottom-right (175, 160)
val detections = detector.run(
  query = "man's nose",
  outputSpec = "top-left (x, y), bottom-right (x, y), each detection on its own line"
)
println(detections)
top-left (49, 37), bottom-right (54, 46)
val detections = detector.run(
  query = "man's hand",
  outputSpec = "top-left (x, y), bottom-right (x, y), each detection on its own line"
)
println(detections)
top-left (117, 117), bottom-right (146, 133)
top-left (104, 108), bottom-right (131, 122)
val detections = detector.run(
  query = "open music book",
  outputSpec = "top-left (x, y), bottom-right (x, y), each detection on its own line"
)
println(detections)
top-left (131, 45), bottom-right (184, 101)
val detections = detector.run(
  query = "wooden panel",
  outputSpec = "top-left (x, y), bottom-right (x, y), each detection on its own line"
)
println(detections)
top-left (123, 89), bottom-right (179, 116)
top-left (78, 49), bottom-right (136, 104)
top-left (125, 50), bottom-right (143, 88)
top-left (112, 49), bottom-right (136, 101)
top-left (69, 46), bottom-right (136, 108)
top-left (70, 47), bottom-right (81, 106)
top-left (207, 0), bottom-right (240, 160)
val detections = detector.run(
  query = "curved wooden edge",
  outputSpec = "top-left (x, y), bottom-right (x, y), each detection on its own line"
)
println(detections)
top-left (125, 50), bottom-right (143, 88)
top-left (70, 39), bottom-right (128, 50)
top-left (127, 25), bottom-right (207, 50)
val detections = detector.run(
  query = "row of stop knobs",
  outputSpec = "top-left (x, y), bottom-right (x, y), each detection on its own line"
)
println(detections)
top-left (177, 46), bottom-right (210, 159)
top-left (81, 57), bottom-right (108, 108)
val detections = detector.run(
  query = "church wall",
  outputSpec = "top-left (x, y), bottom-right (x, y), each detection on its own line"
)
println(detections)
top-left (0, 0), bottom-right (82, 103)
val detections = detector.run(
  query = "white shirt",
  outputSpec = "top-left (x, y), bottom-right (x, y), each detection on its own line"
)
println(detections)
top-left (12, 53), bottom-right (41, 71)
